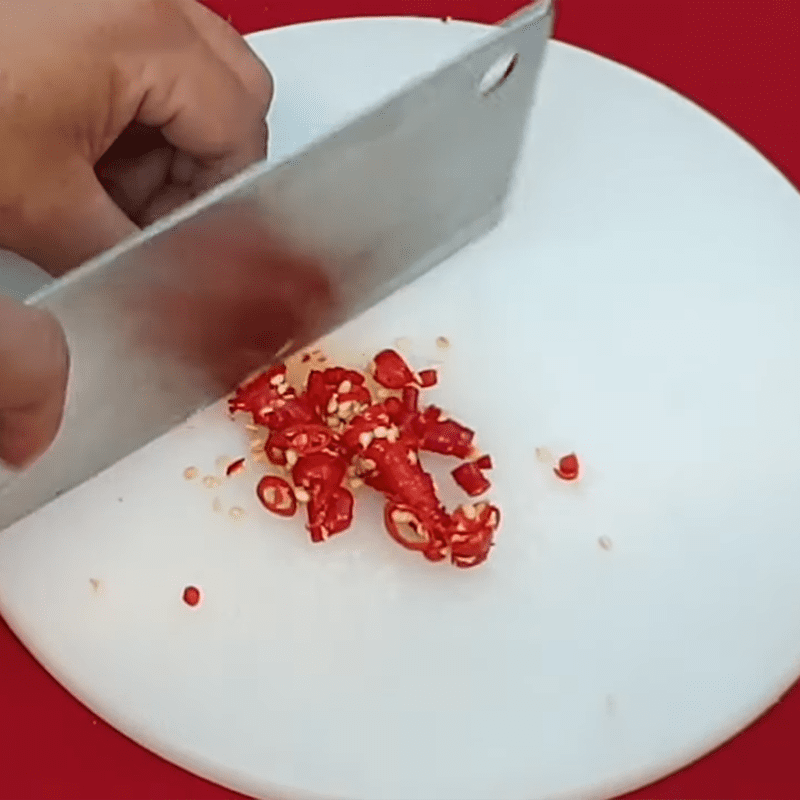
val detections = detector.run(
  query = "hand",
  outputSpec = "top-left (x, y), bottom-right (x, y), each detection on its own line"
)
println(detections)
top-left (0, 0), bottom-right (273, 276)
top-left (0, 297), bottom-right (69, 467)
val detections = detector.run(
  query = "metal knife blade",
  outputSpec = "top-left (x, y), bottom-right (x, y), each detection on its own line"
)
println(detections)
top-left (0, 1), bottom-right (552, 529)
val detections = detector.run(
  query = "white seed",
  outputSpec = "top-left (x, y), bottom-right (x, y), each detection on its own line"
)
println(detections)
top-left (229, 506), bottom-right (246, 520)
top-left (276, 383), bottom-right (288, 395)
top-left (377, 388), bottom-right (392, 399)
top-left (203, 476), bottom-right (222, 489)
top-left (436, 336), bottom-right (450, 349)
top-left (245, 424), bottom-right (260, 432)
top-left (294, 488), bottom-right (311, 503)
top-left (183, 466), bottom-right (199, 480)
top-left (285, 449), bottom-right (298, 467)
top-left (386, 427), bottom-right (399, 443)
top-left (407, 451), bottom-right (418, 465)
top-left (489, 510), bottom-right (499, 526)
top-left (349, 478), bottom-right (364, 490)
top-left (361, 458), bottom-right (377, 471)
top-left (392, 510), bottom-right (414, 524)
top-left (599, 536), bottom-right (613, 551)
top-left (327, 396), bottom-right (338, 414)
top-left (358, 431), bottom-right (374, 449)
top-left (269, 372), bottom-right (286, 386)
top-left (338, 380), bottom-right (352, 394)
top-left (319, 526), bottom-right (329, 541)
top-left (212, 497), bottom-right (223, 513)
top-left (463, 504), bottom-right (477, 520)
top-left (373, 426), bottom-right (388, 439)
top-left (327, 416), bottom-right (341, 428)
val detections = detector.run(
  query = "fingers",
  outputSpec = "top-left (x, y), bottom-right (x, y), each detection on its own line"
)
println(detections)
top-left (130, 2), bottom-right (272, 198)
top-left (4, 162), bottom-right (139, 276)
top-left (180, 0), bottom-right (274, 112)
top-left (0, 297), bottom-right (69, 467)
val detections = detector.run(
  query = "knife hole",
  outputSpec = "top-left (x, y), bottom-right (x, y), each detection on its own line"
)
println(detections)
top-left (480, 52), bottom-right (518, 95)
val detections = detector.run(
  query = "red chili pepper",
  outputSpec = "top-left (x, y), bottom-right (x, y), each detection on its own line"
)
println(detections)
top-left (341, 404), bottom-right (393, 452)
top-left (182, 585), bottom-right (202, 607)
top-left (402, 385), bottom-right (419, 412)
top-left (292, 452), bottom-right (347, 498)
top-left (418, 417), bottom-right (475, 458)
top-left (554, 453), bottom-right (580, 481)
top-left (372, 349), bottom-right (416, 389)
top-left (416, 369), bottom-right (438, 388)
top-left (256, 475), bottom-right (298, 517)
top-left (229, 365), bottom-right (287, 417)
top-left (225, 457), bottom-right (246, 477)
top-left (272, 424), bottom-right (335, 456)
top-left (451, 461), bottom-right (491, 497)
top-left (383, 503), bottom-right (435, 552)
top-left (231, 348), bottom-right (500, 567)
top-left (448, 504), bottom-right (499, 568)
top-left (307, 486), bottom-right (354, 542)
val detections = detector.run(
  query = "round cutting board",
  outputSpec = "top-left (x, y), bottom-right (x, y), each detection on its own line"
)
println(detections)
top-left (1, 17), bottom-right (800, 800)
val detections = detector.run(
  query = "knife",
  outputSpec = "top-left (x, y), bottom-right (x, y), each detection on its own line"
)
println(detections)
top-left (0, 1), bottom-right (552, 530)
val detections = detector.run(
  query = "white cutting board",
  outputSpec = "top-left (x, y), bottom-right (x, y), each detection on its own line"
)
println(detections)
top-left (2, 17), bottom-right (800, 800)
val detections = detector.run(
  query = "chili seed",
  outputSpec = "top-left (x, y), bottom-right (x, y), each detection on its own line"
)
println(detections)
top-left (436, 336), bottom-right (450, 349)
top-left (229, 507), bottom-right (246, 520)
top-left (294, 488), bottom-right (311, 503)
top-left (203, 476), bottom-right (222, 489)
top-left (183, 466), bottom-right (199, 480)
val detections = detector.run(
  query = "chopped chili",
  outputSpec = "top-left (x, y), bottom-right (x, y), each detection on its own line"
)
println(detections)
top-left (452, 461), bottom-right (491, 497)
top-left (256, 475), bottom-right (298, 517)
top-left (416, 369), bottom-right (438, 388)
top-left (225, 457), bottom-right (246, 477)
top-left (372, 349), bottom-right (416, 389)
top-left (182, 586), bottom-right (201, 607)
top-left (230, 348), bottom-right (502, 568)
top-left (554, 453), bottom-right (580, 481)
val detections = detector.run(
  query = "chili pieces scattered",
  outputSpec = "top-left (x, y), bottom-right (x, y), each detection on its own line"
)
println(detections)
top-left (230, 348), bottom-right (501, 568)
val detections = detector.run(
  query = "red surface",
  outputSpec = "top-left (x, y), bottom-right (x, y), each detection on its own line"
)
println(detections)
top-left (1, 1), bottom-right (798, 797)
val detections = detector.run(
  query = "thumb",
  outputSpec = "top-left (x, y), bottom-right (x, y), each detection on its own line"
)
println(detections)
top-left (5, 163), bottom-right (138, 277)
top-left (0, 297), bottom-right (69, 468)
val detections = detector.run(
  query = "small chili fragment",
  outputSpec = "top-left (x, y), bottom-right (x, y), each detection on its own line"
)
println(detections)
top-left (475, 454), bottom-right (493, 470)
top-left (418, 417), bottom-right (475, 458)
top-left (452, 461), bottom-right (491, 497)
top-left (307, 486), bottom-right (354, 542)
top-left (257, 475), bottom-right (298, 517)
top-left (416, 369), bottom-right (438, 388)
top-left (554, 453), bottom-right (580, 481)
top-left (182, 586), bottom-right (201, 607)
top-left (372, 349), bottom-right (416, 389)
top-left (225, 457), bottom-right (246, 477)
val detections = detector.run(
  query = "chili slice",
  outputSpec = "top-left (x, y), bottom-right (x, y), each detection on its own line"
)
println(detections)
top-left (554, 453), bottom-right (580, 481)
top-left (452, 461), bottom-right (491, 497)
top-left (416, 369), bottom-right (438, 388)
top-left (225, 457), bottom-right (246, 477)
top-left (372, 349), bottom-right (416, 389)
top-left (308, 486), bottom-right (354, 542)
top-left (256, 475), bottom-right (298, 517)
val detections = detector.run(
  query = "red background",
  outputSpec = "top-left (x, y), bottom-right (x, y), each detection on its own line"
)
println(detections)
top-left (1, 1), bottom-right (798, 797)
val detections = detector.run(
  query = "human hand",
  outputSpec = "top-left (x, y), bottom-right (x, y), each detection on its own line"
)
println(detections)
top-left (0, 296), bottom-right (69, 467)
top-left (0, 0), bottom-right (273, 276)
